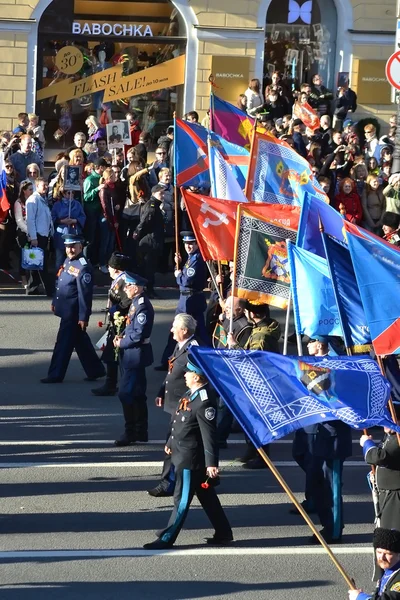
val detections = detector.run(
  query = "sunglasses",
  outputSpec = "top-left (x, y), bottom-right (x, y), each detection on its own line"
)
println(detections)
top-left (28, 171), bottom-right (38, 175)
top-left (364, 130), bottom-right (373, 134)
top-left (156, 152), bottom-right (166, 155)
top-left (5, 165), bottom-right (12, 169)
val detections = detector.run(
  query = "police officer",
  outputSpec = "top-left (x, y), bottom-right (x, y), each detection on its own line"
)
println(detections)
top-left (113, 272), bottom-right (154, 446)
top-left (156, 230), bottom-right (207, 370)
top-left (143, 356), bottom-right (233, 549)
top-left (148, 313), bottom-right (202, 497)
top-left (92, 252), bottom-right (133, 396)
top-left (41, 233), bottom-right (105, 383)
top-left (292, 335), bottom-right (353, 543)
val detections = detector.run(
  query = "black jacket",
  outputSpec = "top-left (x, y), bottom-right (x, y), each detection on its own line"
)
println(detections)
top-left (158, 336), bottom-right (203, 415)
top-left (167, 383), bottom-right (219, 471)
top-left (135, 196), bottom-right (164, 248)
top-left (364, 433), bottom-right (400, 491)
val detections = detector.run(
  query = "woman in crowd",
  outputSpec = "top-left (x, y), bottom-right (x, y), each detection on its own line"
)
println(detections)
top-left (99, 167), bottom-right (123, 272)
top-left (334, 177), bottom-right (363, 224)
top-left (351, 162), bottom-right (368, 197)
top-left (14, 179), bottom-right (33, 288)
top-left (361, 174), bottom-right (386, 233)
top-left (236, 94), bottom-right (247, 112)
top-left (158, 167), bottom-right (174, 273)
top-left (244, 79), bottom-right (264, 116)
top-left (26, 163), bottom-right (40, 190)
top-left (367, 156), bottom-right (380, 176)
top-left (51, 186), bottom-right (86, 268)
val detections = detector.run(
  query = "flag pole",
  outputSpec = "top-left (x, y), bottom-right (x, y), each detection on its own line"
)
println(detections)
top-left (207, 261), bottom-right (223, 303)
top-left (244, 116), bottom-right (258, 201)
top-left (229, 203), bottom-right (242, 334)
top-left (283, 288), bottom-right (291, 356)
top-left (173, 112), bottom-right (180, 268)
top-left (376, 355), bottom-right (400, 445)
top-left (256, 447), bottom-right (356, 590)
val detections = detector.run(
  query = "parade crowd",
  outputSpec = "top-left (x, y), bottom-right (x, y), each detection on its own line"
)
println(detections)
top-left (1, 73), bottom-right (400, 600)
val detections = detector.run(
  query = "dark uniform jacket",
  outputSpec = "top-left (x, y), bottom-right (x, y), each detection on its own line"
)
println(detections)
top-left (158, 336), bottom-right (202, 415)
top-left (364, 434), bottom-right (400, 491)
top-left (243, 317), bottom-right (281, 352)
top-left (134, 196), bottom-right (164, 249)
top-left (176, 249), bottom-right (206, 293)
top-left (167, 383), bottom-right (218, 471)
top-left (119, 292), bottom-right (154, 369)
top-left (213, 314), bottom-right (251, 349)
top-left (53, 253), bottom-right (93, 322)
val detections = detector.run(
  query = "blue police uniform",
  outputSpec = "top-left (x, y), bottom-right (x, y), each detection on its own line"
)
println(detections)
top-left (43, 237), bottom-right (105, 382)
top-left (116, 272), bottom-right (154, 444)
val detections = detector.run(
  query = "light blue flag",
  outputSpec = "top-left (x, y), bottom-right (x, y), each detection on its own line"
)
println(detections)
top-left (287, 241), bottom-right (342, 338)
top-left (208, 138), bottom-right (247, 202)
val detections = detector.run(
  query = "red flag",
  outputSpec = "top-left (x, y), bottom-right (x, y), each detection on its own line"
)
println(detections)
top-left (182, 189), bottom-right (238, 260)
top-left (293, 101), bottom-right (320, 131)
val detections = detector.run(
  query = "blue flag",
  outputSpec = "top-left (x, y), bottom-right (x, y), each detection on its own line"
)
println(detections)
top-left (297, 193), bottom-right (346, 257)
top-left (322, 233), bottom-right (372, 353)
top-left (287, 241), bottom-right (341, 338)
top-left (191, 347), bottom-right (396, 447)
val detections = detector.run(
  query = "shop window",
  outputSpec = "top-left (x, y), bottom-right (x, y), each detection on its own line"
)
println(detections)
top-left (36, 0), bottom-right (186, 149)
top-left (264, 0), bottom-right (337, 93)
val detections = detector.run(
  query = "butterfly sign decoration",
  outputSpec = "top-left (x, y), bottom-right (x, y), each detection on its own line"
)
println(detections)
top-left (288, 0), bottom-right (312, 24)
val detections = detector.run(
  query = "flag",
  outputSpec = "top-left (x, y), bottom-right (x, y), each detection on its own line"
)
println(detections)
top-left (210, 94), bottom-right (257, 149)
top-left (174, 119), bottom-right (210, 188)
top-left (208, 139), bottom-right (247, 202)
top-left (233, 204), bottom-right (299, 309)
top-left (246, 131), bottom-right (328, 205)
top-left (293, 101), bottom-right (320, 131)
top-left (287, 241), bottom-right (342, 338)
top-left (191, 347), bottom-right (396, 448)
top-left (322, 233), bottom-right (372, 353)
top-left (174, 118), bottom-right (249, 189)
top-left (344, 221), bottom-right (400, 355)
top-left (181, 189), bottom-right (238, 261)
top-left (297, 192), bottom-right (346, 257)
top-left (0, 152), bottom-right (9, 222)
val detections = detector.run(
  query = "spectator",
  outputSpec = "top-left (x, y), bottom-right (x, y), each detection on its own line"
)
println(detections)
top-left (67, 132), bottom-right (88, 161)
top-left (383, 174), bottom-right (400, 215)
top-left (158, 168), bottom-right (174, 273)
top-left (309, 74), bottom-right (333, 117)
top-left (82, 157), bottom-right (108, 265)
top-left (99, 167), bottom-right (122, 272)
top-left (334, 177), bottom-right (363, 224)
top-left (125, 111), bottom-right (142, 151)
top-left (361, 174), bottom-right (386, 233)
top-left (265, 71), bottom-right (291, 107)
top-left (133, 183), bottom-right (165, 297)
top-left (120, 163), bottom-right (151, 259)
top-left (87, 137), bottom-right (112, 163)
top-left (0, 166), bottom-right (12, 271)
top-left (364, 124), bottom-right (382, 161)
top-left (25, 178), bottom-right (54, 296)
top-left (382, 211), bottom-right (400, 246)
top-left (134, 132), bottom-right (151, 164)
top-left (10, 134), bottom-right (42, 181)
top-left (4, 161), bottom-right (18, 208)
top-left (201, 110), bottom-right (210, 129)
top-left (14, 180), bottom-right (33, 289)
top-left (26, 163), bottom-right (40, 190)
top-left (148, 146), bottom-right (168, 187)
top-left (157, 125), bottom-right (174, 167)
top-left (291, 119), bottom-right (307, 158)
top-left (255, 89), bottom-right (286, 122)
top-left (52, 186), bottom-right (86, 269)
top-left (245, 79), bottom-right (264, 116)
top-left (186, 111), bottom-right (199, 123)
top-left (368, 156), bottom-right (380, 176)
top-left (319, 115), bottom-right (333, 154)
top-left (351, 162), bottom-right (368, 197)
top-left (13, 112), bottom-right (28, 135)
top-left (236, 94), bottom-right (247, 112)
top-left (281, 114), bottom-right (292, 134)
top-left (332, 87), bottom-right (352, 131)
top-left (69, 148), bottom-right (85, 167)
top-left (27, 113), bottom-right (45, 168)
top-left (380, 162), bottom-right (392, 188)
top-left (120, 148), bottom-right (145, 184)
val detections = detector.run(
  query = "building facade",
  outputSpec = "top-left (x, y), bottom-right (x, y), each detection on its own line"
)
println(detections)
top-left (0, 0), bottom-right (396, 143)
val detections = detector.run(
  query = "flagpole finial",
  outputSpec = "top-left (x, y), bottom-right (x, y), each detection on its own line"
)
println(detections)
top-left (318, 211), bottom-right (325, 233)
top-left (173, 111), bottom-right (176, 119)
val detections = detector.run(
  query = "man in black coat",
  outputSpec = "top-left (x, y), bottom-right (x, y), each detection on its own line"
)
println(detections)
top-left (143, 356), bottom-right (232, 550)
top-left (148, 313), bottom-right (202, 497)
top-left (349, 528), bottom-right (400, 600)
top-left (133, 184), bottom-right (165, 298)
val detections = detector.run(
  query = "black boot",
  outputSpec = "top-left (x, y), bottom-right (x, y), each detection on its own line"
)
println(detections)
top-left (92, 363), bottom-right (118, 396)
top-left (114, 404), bottom-right (136, 446)
top-left (134, 395), bottom-right (148, 442)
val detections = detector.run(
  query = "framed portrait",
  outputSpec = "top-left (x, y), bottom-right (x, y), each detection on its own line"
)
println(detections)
top-left (106, 122), bottom-right (125, 149)
top-left (119, 119), bottom-right (132, 145)
top-left (64, 165), bottom-right (82, 191)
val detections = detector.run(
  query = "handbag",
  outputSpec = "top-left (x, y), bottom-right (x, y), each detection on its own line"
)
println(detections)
top-left (21, 246), bottom-right (44, 270)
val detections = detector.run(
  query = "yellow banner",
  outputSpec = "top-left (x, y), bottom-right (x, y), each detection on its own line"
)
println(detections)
top-left (103, 55), bottom-right (185, 102)
top-left (36, 55), bottom-right (185, 105)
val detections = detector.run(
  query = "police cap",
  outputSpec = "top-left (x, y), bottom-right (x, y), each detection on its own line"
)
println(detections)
top-left (186, 355), bottom-right (205, 376)
top-left (124, 271), bottom-right (148, 287)
top-left (181, 230), bottom-right (196, 243)
top-left (62, 233), bottom-right (85, 245)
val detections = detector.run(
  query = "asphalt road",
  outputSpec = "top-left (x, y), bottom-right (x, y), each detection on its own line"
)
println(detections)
top-left (0, 285), bottom-right (379, 600)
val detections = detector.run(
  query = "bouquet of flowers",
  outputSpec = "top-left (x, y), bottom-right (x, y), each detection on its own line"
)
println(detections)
top-left (113, 311), bottom-right (127, 360)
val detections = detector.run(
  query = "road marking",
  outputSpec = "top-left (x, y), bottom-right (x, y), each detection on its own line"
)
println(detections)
top-left (0, 415), bottom-right (121, 421)
top-left (0, 547), bottom-right (373, 559)
top-left (0, 460), bottom-right (367, 469)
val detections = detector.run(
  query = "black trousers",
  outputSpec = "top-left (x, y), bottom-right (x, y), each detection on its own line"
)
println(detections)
top-left (26, 234), bottom-right (54, 296)
top-left (48, 319), bottom-right (105, 381)
top-left (156, 468), bottom-right (232, 545)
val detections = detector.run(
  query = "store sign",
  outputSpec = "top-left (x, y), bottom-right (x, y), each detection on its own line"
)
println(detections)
top-left (37, 55), bottom-right (185, 104)
top-left (72, 21), bottom-right (153, 37)
top-left (211, 56), bottom-right (251, 104)
top-left (353, 59), bottom-right (392, 105)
